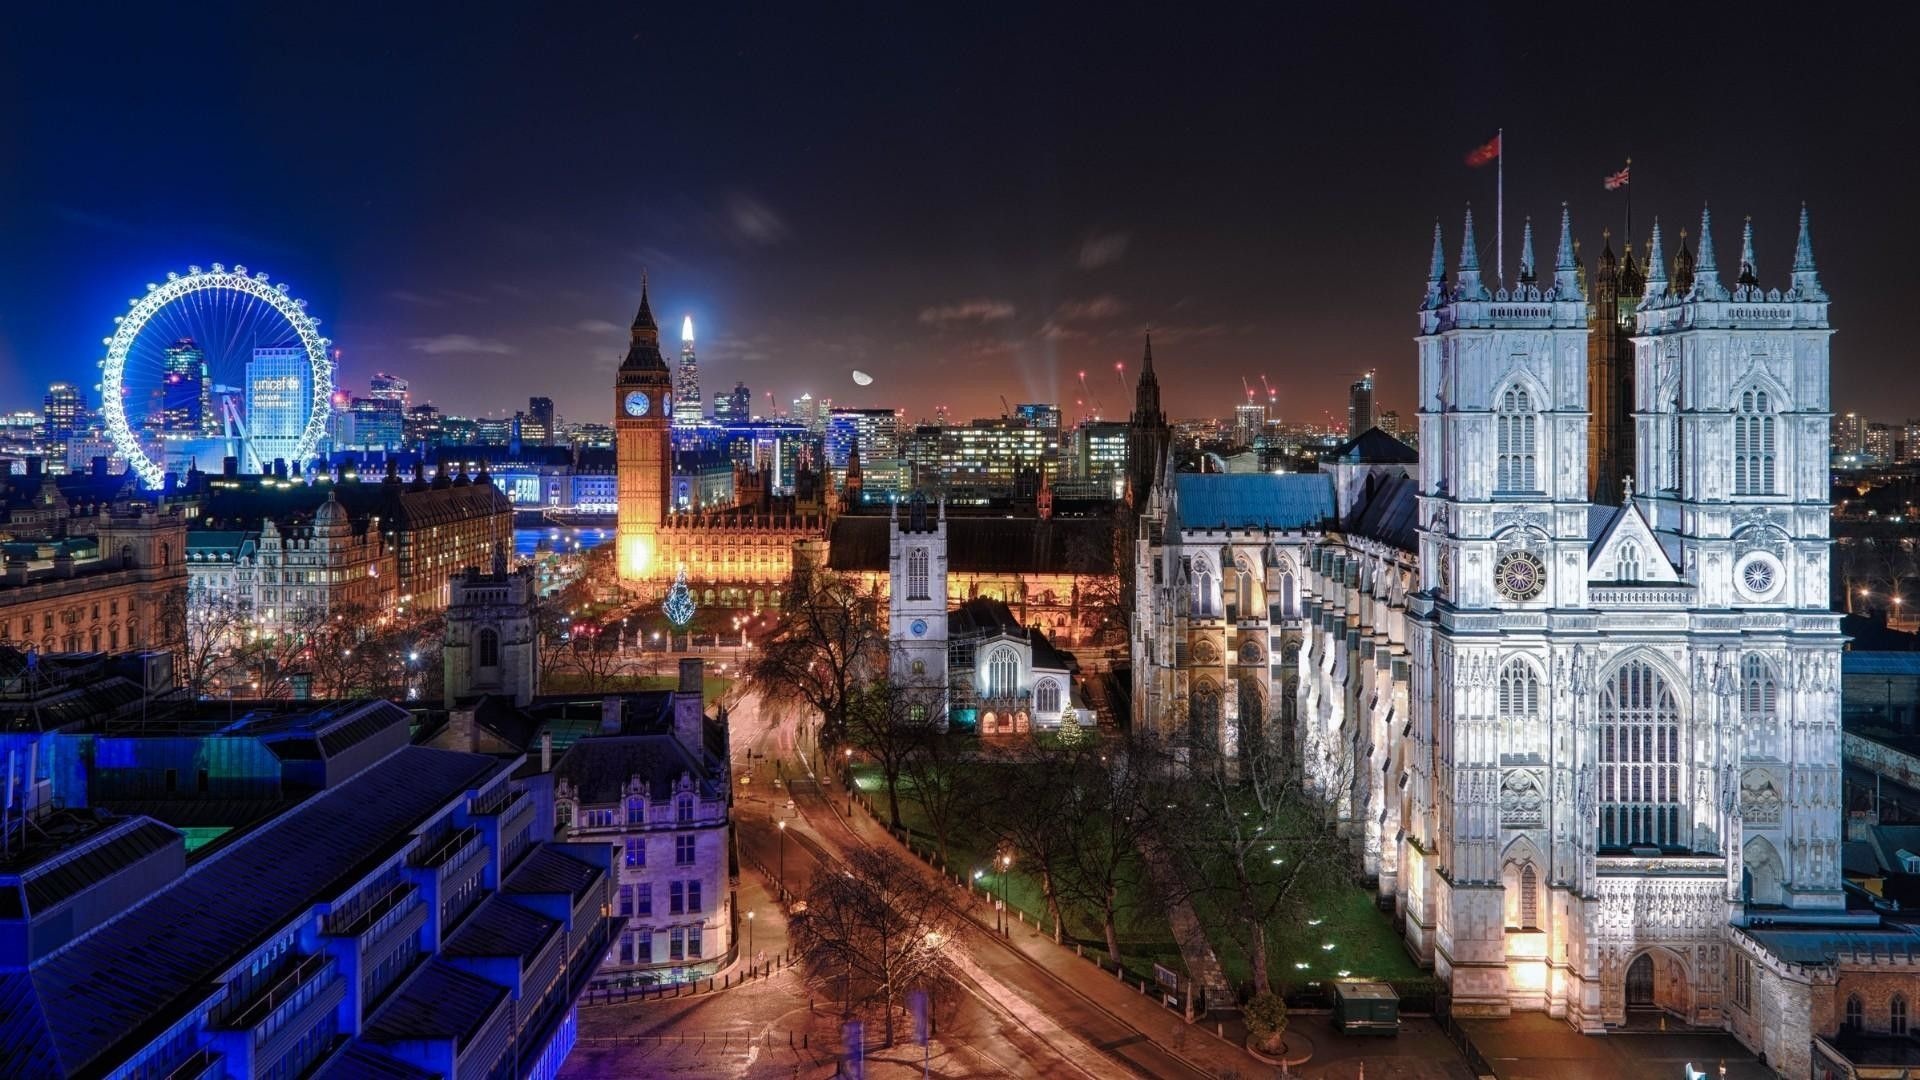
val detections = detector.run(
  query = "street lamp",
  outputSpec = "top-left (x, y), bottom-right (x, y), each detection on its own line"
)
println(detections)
top-left (999, 853), bottom-right (1012, 935)
top-left (747, 909), bottom-right (755, 959)
top-left (778, 819), bottom-right (788, 899)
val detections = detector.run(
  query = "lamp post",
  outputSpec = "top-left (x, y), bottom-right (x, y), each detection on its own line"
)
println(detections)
top-left (844, 747), bottom-right (854, 813)
top-left (747, 909), bottom-right (755, 961)
top-left (999, 853), bottom-right (1012, 935)
top-left (778, 819), bottom-right (788, 900)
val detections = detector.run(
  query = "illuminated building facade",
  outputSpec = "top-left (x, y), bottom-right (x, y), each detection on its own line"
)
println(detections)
top-left (0, 500), bottom-right (188, 655)
top-left (42, 382), bottom-right (84, 443)
top-left (615, 278), bottom-right (674, 581)
top-left (674, 316), bottom-right (702, 427)
top-left (1135, 206), bottom-right (1846, 1071)
top-left (245, 348), bottom-right (313, 472)
top-left (161, 338), bottom-right (215, 435)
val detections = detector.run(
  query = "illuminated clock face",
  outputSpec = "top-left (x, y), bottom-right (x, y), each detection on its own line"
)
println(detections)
top-left (624, 391), bottom-right (650, 417)
top-left (1494, 550), bottom-right (1547, 602)
top-left (910, 619), bottom-right (928, 637)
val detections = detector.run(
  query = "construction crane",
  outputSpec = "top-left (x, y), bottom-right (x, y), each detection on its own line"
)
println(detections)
top-left (999, 394), bottom-right (1012, 419)
top-left (1240, 376), bottom-right (1256, 402)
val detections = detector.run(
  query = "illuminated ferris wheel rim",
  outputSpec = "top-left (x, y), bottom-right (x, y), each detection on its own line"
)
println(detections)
top-left (98, 263), bottom-right (334, 489)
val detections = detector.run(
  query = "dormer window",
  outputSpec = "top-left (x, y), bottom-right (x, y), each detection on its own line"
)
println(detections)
top-left (676, 795), bottom-right (695, 824)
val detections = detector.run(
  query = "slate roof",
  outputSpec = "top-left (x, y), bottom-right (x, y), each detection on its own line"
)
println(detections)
top-left (311, 1043), bottom-right (440, 1080)
top-left (441, 894), bottom-right (560, 965)
top-left (948, 597), bottom-right (1021, 637)
top-left (0, 745), bottom-right (502, 1077)
top-left (10, 817), bottom-right (180, 916)
top-left (503, 845), bottom-right (603, 903)
top-left (1845, 653), bottom-right (1920, 678)
top-left (551, 732), bottom-right (718, 803)
top-left (1346, 472), bottom-right (1418, 550)
top-left (827, 515), bottom-right (1115, 575)
top-left (1324, 427), bottom-right (1418, 465)
top-left (362, 959), bottom-right (507, 1047)
top-left (1172, 473), bottom-right (1335, 532)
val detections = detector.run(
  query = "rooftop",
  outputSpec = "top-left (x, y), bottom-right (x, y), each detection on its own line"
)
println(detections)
top-left (362, 959), bottom-right (508, 1048)
top-left (1173, 472), bottom-right (1336, 532)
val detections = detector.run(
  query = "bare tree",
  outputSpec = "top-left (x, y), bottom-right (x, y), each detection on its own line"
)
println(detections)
top-left (1065, 523), bottom-right (1127, 646)
top-left (1158, 731), bottom-right (1351, 997)
top-left (747, 570), bottom-right (885, 748)
top-left (169, 584), bottom-right (251, 698)
top-left (902, 726), bottom-right (980, 868)
top-left (793, 846), bottom-right (958, 1047)
top-left (985, 740), bottom-right (1081, 943)
top-left (845, 667), bottom-right (946, 830)
top-left (1059, 745), bottom-right (1161, 964)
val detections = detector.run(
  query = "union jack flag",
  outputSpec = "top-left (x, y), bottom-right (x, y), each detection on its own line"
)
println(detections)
top-left (1604, 165), bottom-right (1631, 191)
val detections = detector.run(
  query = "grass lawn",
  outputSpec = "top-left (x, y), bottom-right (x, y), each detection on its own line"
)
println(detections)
top-left (850, 763), bottom-right (1185, 985)
top-left (1193, 868), bottom-right (1423, 996)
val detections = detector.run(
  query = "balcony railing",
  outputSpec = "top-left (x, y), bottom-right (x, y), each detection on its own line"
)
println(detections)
top-left (322, 881), bottom-right (415, 938)
top-left (214, 952), bottom-right (333, 1032)
top-left (410, 825), bottom-right (482, 873)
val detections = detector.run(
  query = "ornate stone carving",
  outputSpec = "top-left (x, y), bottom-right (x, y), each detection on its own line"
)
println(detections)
top-left (1501, 770), bottom-right (1545, 828)
top-left (1741, 769), bottom-right (1783, 825)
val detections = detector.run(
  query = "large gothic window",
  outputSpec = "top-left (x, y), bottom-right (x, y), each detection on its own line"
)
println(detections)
top-left (1192, 556), bottom-right (1217, 618)
top-left (907, 546), bottom-right (930, 600)
top-left (1667, 395), bottom-right (1683, 492)
top-left (1233, 556), bottom-right (1256, 618)
top-left (1190, 681), bottom-right (1221, 731)
top-left (1741, 654), bottom-right (1779, 760)
top-left (1495, 386), bottom-right (1539, 493)
top-left (478, 628), bottom-right (500, 668)
top-left (1519, 864), bottom-right (1539, 929)
top-left (1734, 389), bottom-right (1777, 495)
top-left (987, 646), bottom-right (1019, 699)
top-left (1277, 563), bottom-right (1298, 619)
top-left (1599, 660), bottom-right (1684, 850)
top-left (1035, 678), bottom-right (1061, 713)
top-left (1498, 659), bottom-right (1543, 763)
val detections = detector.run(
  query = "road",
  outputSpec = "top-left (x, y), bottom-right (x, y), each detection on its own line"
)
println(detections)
top-left (727, 691), bottom-right (1216, 1080)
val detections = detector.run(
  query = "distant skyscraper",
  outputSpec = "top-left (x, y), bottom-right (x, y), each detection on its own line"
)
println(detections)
top-left (711, 389), bottom-right (736, 422)
top-left (1014, 403), bottom-right (1061, 430)
top-left (527, 396), bottom-right (556, 445)
top-left (1234, 402), bottom-right (1266, 446)
top-left (1865, 422), bottom-right (1895, 464)
top-left (1379, 409), bottom-right (1402, 438)
top-left (675, 315), bottom-right (702, 426)
top-left (43, 381), bottom-right (83, 442)
top-left (1346, 370), bottom-right (1375, 436)
top-left (245, 348), bottom-right (313, 471)
top-left (1833, 411), bottom-right (1865, 459)
top-left (369, 372), bottom-right (410, 408)
top-left (162, 338), bottom-right (214, 434)
top-left (731, 381), bottom-right (751, 421)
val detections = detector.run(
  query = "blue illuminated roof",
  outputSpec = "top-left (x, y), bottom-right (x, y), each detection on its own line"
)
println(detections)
top-left (363, 959), bottom-right (509, 1048)
top-left (1173, 473), bottom-right (1335, 531)
top-left (1, 745), bottom-right (502, 1076)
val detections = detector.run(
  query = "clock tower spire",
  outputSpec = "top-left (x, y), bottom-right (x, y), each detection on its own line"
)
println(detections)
top-left (616, 272), bottom-right (674, 581)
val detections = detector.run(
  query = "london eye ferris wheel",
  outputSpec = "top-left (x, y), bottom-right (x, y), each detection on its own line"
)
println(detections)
top-left (98, 264), bottom-right (334, 489)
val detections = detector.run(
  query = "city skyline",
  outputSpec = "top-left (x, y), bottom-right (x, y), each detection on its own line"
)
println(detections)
top-left (2, 9), bottom-right (1915, 427)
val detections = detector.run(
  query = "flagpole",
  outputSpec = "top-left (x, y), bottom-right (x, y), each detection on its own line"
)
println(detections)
top-left (1625, 156), bottom-right (1633, 251)
top-left (1496, 127), bottom-right (1504, 283)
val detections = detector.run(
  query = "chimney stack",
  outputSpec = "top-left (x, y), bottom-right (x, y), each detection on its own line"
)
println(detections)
top-left (674, 659), bottom-right (706, 757)
top-left (601, 696), bottom-right (623, 735)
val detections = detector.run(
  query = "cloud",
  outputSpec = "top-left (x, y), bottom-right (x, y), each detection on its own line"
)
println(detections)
top-left (387, 289), bottom-right (445, 307)
top-left (728, 194), bottom-right (790, 246)
top-left (919, 298), bottom-right (1017, 327)
top-left (410, 334), bottom-right (515, 356)
top-left (1055, 295), bottom-right (1127, 322)
top-left (1076, 230), bottom-right (1131, 269)
top-left (574, 319), bottom-right (622, 334)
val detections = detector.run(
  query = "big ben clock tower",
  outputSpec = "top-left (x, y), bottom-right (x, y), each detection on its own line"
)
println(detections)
top-left (615, 274), bottom-right (673, 582)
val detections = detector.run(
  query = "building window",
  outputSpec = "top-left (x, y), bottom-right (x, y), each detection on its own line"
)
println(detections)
top-left (627, 797), bottom-right (646, 825)
top-left (1846, 993), bottom-right (1864, 1032)
top-left (1894, 994), bottom-right (1909, 1035)
top-left (669, 927), bottom-right (685, 961)
top-left (618, 884), bottom-right (635, 916)
top-left (1734, 388), bottom-right (1776, 495)
top-left (1741, 655), bottom-right (1780, 761)
top-left (687, 880), bottom-right (702, 913)
top-left (1035, 679), bottom-right (1061, 713)
top-left (675, 834), bottom-right (696, 865)
top-left (625, 836), bottom-right (645, 868)
top-left (1234, 558), bottom-right (1255, 616)
top-left (1496, 385), bottom-right (1539, 493)
top-left (635, 884), bottom-right (652, 916)
top-left (1616, 541), bottom-right (1641, 582)
top-left (687, 925), bottom-right (702, 959)
top-left (1498, 660), bottom-right (1543, 763)
top-left (677, 796), bottom-right (694, 824)
top-left (670, 880), bottom-right (684, 915)
top-left (1518, 864), bottom-right (1538, 929)
top-left (907, 546), bottom-right (929, 601)
top-left (1190, 681), bottom-right (1221, 731)
top-left (1730, 951), bottom-right (1751, 1011)
top-left (619, 931), bottom-right (636, 965)
top-left (1667, 395), bottom-right (1683, 492)
top-left (477, 627), bottom-right (499, 667)
top-left (1599, 660), bottom-right (1684, 850)
top-left (1193, 556), bottom-right (1216, 618)
top-left (1239, 640), bottom-right (1262, 666)
top-left (556, 801), bottom-right (573, 829)
top-left (987, 647), bottom-right (1019, 699)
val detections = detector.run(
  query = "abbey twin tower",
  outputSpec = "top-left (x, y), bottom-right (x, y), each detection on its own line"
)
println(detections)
top-left (1134, 202), bottom-right (1844, 1060)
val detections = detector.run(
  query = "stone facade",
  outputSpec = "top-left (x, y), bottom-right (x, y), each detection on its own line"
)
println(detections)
top-left (443, 553), bottom-right (540, 706)
top-left (0, 501), bottom-right (187, 656)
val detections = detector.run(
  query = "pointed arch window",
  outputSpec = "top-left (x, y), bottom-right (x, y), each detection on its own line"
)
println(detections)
top-left (1617, 541), bottom-right (1641, 582)
top-left (1190, 681), bottom-right (1221, 731)
top-left (1667, 394), bottom-right (1683, 492)
top-left (1741, 654), bottom-right (1780, 760)
top-left (1598, 660), bottom-right (1685, 850)
top-left (987, 646), bottom-right (1020, 699)
top-left (1519, 864), bottom-right (1539, 929)
top-left (1233, 556), bottom-right (1256, 618)
top-left (1192, 556), bottom-right (1216, 618)
top-left (1495, 386), bottom-right (1539, 493)
top-left (1734, 389), bottom-right (1777, 495)
top-left (907, 546), bottom-right (930, 601)
top-left (1894, 993), bottom-right (1909, 1035)
top-left (477, 628), bottom-right (500, 668)
top-left (1035, 678), bottom-right (1061, 713)
top-left (1498, 660), bottom-right (1543, 763)
top-left (1846, 994), bottom-right (1865, 1032)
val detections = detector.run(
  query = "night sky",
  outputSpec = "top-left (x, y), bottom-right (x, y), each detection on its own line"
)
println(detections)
top-left (1, 6), bottom-right (1915, 429)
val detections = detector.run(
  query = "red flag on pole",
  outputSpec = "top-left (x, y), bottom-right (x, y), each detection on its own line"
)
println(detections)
top-left (1464, 134), bottom-right (1501, 168)
top-left (1603, 165), bottom-right (1631, 190)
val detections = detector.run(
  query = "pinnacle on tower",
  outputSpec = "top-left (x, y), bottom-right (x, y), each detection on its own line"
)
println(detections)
top-left (633, 270), bottom-right (657, 336)
top-left (1692, 205), bottom-right (1723, 299)
top-left (1423, 221), bottom-right (1447, 308)
top-left (1553, 204), bottom-right (1581, 300)
top-left (1142, 327), bottom-right (1154, 370)
top-left (1738, 217), bottom-right (1759, 287)
top-left (1672, 228), bottom-right (1695, 297)
top-left (1792, 203), bottom-right (1827, 300)
top-left (1517, 216), bottom-right (1536, 285)
top-left (1641, 218), bottom-right (1669, 304)
top-left (622, 271), bottom-right (668, 370)
top-left (1457, 206), bottom-right (1489, 300)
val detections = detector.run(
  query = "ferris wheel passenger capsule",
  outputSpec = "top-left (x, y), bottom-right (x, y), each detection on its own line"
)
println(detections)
top-left (188, 265), bottom-right (202, 275)
top-left (211, 263), bottom-right (225, 273)
top-left (276, 283), bottom-right (290, 295)
top-left (102, 337), bottom-right (114, 346)
top-left (146, 283), bottom-right (157, 291)
top-left (166, 272), bottom-right (179, 281)
top-left (233, 265), bottom-right (247, 276)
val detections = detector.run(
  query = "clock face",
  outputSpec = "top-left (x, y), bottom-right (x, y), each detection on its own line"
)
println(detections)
top-left (910, 618), bottom-right (928, 637)
top-left (624, 390), bottom-right (650, 417)
top-left (1494, 550), bottom-right (1547, 602)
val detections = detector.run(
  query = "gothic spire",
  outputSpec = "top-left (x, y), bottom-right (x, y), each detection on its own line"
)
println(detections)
top-left (1738, 217), bottom-right (1759, 287)
top-left (1692, 205), bottom-right (1723, 299)
top-left (1457, 205), bottom-right (1489, 300)
top-left (1553, 205), bottom-right (1582, 300)
top-left (621, 270), bottom-right (668, 371)
top-left (632, 269), bottom-right (658, 337)
top-left (1423, 221), bottom-right (1447, 308)
top-left (1517, 216), bottom-right (1537, 285)
top-left (1792, 203), bottom-right (1827, 300)
top-left (1672, 228), bottom-right (1695, 297)
top-left (1641, 218), bottom-right (1669, 304)
top-left (1142, 327), bottom-right (1155, 373)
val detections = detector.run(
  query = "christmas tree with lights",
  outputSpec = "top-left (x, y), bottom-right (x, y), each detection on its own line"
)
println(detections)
top-left (663, 565), bottom-right (697, 628)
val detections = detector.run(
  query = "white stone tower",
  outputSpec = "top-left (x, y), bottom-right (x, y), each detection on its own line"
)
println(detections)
top-left (889, 492), bottom-right (949, 723)
top-left (443, 548), bottom-right (540, 706)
